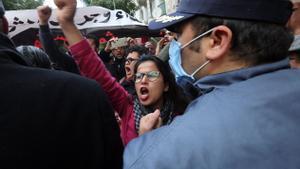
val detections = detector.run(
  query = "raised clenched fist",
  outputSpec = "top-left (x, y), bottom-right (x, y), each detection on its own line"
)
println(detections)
top-left (37, 5), bottom-right (52, 25)
top-left (54, 0), bottom-right (77, 24)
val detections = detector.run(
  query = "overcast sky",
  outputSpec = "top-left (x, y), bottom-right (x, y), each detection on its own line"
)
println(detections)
top-left (43, 0), bottom-right (86, 8)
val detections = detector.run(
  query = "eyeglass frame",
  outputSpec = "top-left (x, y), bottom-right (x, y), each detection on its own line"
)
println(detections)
top-left (134, 71), bottom-right (161, 83)
top-left (125, 57), bottom-right (139, 64)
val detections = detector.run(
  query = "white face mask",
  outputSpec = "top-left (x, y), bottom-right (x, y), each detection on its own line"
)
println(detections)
top-left (168, 28), bottom-right (215, 80)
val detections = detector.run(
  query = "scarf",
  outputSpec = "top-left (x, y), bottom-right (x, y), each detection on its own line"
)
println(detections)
top-left (133, 96), bottom-right (174, 133)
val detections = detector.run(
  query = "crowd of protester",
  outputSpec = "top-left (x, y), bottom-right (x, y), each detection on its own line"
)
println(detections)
top-left (1, 0), bottom-right (300, 168)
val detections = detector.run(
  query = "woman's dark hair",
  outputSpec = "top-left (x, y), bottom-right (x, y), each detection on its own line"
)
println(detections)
top-left (134, 55), bottom-right (190, 115)
top-left (127, 45), bottom-right (148, 57)
top-left (16, 45), bottom-right (52, 69)
top-left (186, 16), bottom-right (294, 66)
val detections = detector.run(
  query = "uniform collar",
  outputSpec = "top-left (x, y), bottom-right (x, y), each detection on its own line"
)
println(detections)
top-left (193, 59), bottom-right (290, 94)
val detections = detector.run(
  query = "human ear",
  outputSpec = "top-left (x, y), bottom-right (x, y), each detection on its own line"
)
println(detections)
top-left (206, 25), bottom-right (232, 60)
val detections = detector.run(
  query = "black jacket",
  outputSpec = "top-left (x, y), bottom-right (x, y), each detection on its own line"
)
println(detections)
top-left (0, 33), bottom-right (123, 169)
top-left (99, 50), bottom-right (126, 81)
top-left (39, 24), bottom-right (80, 74)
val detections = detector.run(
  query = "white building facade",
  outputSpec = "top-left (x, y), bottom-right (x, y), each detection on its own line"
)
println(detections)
top-left (134, 0), bottom-right (180, 24)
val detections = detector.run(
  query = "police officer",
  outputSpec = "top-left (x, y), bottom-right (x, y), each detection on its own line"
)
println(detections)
top-left (124, 0), bottom-right (300, 168)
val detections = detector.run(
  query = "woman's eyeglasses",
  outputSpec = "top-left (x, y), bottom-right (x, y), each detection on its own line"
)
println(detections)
top-left (134, 71), bottom-right (160, 83)
top-left (125, 58), bottom-right (139, 64)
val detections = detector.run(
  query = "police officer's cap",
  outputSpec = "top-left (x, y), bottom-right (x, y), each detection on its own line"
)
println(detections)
top-left (149, 0), bottom-right (293, 30)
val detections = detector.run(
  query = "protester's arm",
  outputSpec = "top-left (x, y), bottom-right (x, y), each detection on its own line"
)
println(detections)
top-left (155, 38), bottom-right (165, 56)
top-left (37, 5), bottom-right (80, 74)
top-left (69, 40), bottom-right (131, 113)
top-left (157, 43), bottom-right (170, 62)
top-left (54, 0), bottom-right (83, 46)
top-left (54, 0), bottom-right (131, 115)
top-left (39, 24), bottom-right (80, 74)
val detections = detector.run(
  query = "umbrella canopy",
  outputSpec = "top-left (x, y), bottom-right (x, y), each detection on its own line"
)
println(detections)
top-left (6, 6), bottom-right (159, 46)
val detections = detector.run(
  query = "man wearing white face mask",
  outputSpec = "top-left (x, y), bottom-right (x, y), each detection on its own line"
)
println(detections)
top-left (124, 0), bottom-right (300, 168)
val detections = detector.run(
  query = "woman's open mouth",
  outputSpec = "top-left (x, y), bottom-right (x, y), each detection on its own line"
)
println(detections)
top-left (125, 67), bottom-right (131, 74)
top-left (125, 66), bottom-right (131, 72)
top-left (139, 87), bottom-right (149, 101)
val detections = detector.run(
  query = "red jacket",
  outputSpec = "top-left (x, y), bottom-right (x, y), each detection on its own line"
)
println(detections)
top-left (69, 39), bottom-right (137, 145)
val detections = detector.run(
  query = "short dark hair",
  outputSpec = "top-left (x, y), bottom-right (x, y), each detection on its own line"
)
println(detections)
top-left (134, 55), bottom-right (190, 114)
top-left (186, 16), bottom-right (294, 66)
top-left (127, 45), bottom-right (147, 57)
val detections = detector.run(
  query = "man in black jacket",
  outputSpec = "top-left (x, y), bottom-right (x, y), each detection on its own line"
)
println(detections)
top-left (0, 3), bottom-right (123, 169)
top-left (100, 37), bottom-right (128, 81)
top-left (37, 5), bottom-right (80, 74)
